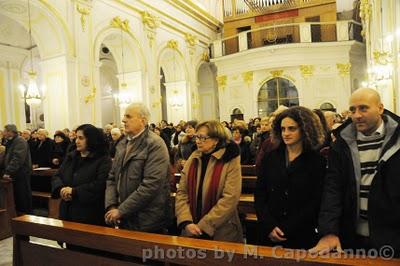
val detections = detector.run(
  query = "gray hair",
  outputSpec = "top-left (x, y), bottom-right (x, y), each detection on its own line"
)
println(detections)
top-left (127, 102), bottom-right (151, 123)
top-left (4, 124), bottom-right (18, 133)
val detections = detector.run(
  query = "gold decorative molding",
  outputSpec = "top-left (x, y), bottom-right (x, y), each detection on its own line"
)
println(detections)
top-left (140, 11), bottom-right (160, 47)
top-left (76, 4), bottom-right (90, 32)
top-left (84, 86), bottom-right (96, 104)
top-left (167, 40), bottom-right (178, 50)
top-left (242, 71), bottom-right (253, 84)
top-left (216, 75), bottom-right (227, 90)
top-left (140, 11), bottom-right (160, 29)
top-left (270, 70), bottom-right (284, 78)
top-left (201, 51), bottom-right (209, 62)
top-left (110, 16), bottom-right (130, 32)
top-left (185, 33), bottom-right (197, 55)
top-left (359, 0), bottom-right (371, 37)
top-left (373, 51), bottom-right (392, 65)
top-left (185, 33), bottom-right (197, 47)
top-left (299, 65), bottom-right (315, 78)
top-left (336, 63), bottom-right (351, 77)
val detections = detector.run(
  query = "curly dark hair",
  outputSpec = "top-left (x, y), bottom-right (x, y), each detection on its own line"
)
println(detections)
top-left (271, 106), bottom-right (325, 151)
top-left (76, 124), bottom-right (109, 157)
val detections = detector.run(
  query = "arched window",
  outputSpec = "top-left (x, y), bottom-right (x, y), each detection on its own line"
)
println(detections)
top-left (257, 78), bottom-right (299, 117)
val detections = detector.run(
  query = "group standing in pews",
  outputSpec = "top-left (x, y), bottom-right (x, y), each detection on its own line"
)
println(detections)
top-left (1, 87), bottom-right (400, 259)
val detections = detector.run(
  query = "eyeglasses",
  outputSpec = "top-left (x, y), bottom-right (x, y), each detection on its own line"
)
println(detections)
top-left (194, 134), bottom-right (211, 142)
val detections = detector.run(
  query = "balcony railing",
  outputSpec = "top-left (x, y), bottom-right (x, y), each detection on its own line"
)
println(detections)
top-left (223, 0), bottom-right (336, 21)
top-left (212, 20), bottom-right (363, 58)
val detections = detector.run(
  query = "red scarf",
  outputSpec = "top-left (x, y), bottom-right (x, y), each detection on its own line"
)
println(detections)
top-left (187, 159), bottom-right (224, 222)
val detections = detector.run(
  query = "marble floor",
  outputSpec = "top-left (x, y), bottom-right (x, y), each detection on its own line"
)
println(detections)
top-left (0, 237), bottom-right (12, 266)
top-left (0, 237), bottom-right (60, 266)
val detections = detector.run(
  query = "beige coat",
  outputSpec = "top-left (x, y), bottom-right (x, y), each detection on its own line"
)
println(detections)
top-left (175, 143), bottom-right (243, 242)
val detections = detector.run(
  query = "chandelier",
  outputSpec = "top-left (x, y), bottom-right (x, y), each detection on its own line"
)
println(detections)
top-left (114, 27), bottom-right (133, 108)
top-left (24, 0), bottom-right (42, 107)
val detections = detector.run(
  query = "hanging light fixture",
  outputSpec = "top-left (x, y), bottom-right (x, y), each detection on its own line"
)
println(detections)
top-left (169, 51), bottom-right (183, 109)
top-left (25, 0), bottom-right (42, 107)
top-left (113, 27), bottom-right (133, 108)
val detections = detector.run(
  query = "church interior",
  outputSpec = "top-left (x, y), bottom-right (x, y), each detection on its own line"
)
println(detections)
top-left (1, 0), bottom-right (400, 265)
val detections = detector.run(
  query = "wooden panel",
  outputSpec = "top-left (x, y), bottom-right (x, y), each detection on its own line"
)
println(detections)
top-left (241, 165), bottom-right (256, 176)
top-left (18, 241), bottom-right (141, 266)
top-left (12, 215), bottom-right (400, 266)
top-left (0, 181), bottom-right (16, 240)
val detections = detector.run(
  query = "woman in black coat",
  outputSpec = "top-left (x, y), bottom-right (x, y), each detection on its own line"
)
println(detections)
top-left (52, 124), bottom-right (111, 225)
top-left (255, 106), bottom-right (327, 249)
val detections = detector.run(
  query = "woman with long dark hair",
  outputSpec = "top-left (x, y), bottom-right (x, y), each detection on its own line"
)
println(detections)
top-left (52, 124), bottom-right (111, 225)
top-left (255, 106), bottom-right (326, 249)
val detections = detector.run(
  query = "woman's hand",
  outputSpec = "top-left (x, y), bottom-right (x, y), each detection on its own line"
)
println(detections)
top-left (60, 186), bottom-right (72, 201)
top-left (180, 160), bottom-right (186, 168)
top-left (269, 226), bottom-right (287, 242)
top-left (185, 223), bottom-right (202, 236)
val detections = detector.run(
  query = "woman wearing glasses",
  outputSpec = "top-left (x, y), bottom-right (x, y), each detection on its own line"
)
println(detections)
top-left (175, 120), bottom-right (243, 242)
top-left (255, 106), bottom-right (326, 249)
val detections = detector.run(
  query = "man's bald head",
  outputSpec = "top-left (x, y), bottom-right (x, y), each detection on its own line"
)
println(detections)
top-left (349, 88), bottom-right (384, 136)
top-left (350, 88), bottom-right (382, 106)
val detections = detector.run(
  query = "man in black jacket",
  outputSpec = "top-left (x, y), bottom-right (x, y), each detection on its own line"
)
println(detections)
top-left (2, 124), bottom-right (32, 214)
top-left (310, 88), bottom-right (400, 257)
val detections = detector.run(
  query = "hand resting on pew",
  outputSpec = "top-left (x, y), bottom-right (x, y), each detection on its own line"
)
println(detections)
top-left (185, 223), bottom-right (202, 236)
top-left (104, 207), bottom-right (121, 227)
top-left (309, 234), bottom-right (344, 255)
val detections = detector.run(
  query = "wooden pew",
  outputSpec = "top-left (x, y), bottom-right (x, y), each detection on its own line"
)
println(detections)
top-left (174, 173), bottom-right (256, 194)
top-left (31, 168), bottom-right (60, 218)
top-left (0, 180), bottom-right (16, 240)
top-left (12, 215), bottom-right (400, 266)
top-left (241, 165), bottom-right (256, 176)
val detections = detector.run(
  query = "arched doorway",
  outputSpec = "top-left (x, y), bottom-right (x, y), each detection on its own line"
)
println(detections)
top-left (257, 77), bottom-right (299, 117)
top-left (1, 0), bottom-right (73, 133)
top-left (99, 45), bottom-right (119, 126)
top-left (160, 68), bottom-right (167, 121)
top-left (197, 62), bottom-right (218, 120)
top-left (94, 27), bottom-right (146, 126)
top-left (158, 47), bottom-right (187, 124)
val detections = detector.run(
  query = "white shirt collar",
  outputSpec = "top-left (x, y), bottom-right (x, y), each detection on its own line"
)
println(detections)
top-left (126, 127), bottom-right (146, 141)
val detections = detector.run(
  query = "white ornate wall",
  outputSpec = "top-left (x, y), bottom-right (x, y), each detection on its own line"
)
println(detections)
top-left (0, 0), bottom-right (222, 133)
top-left (211, 41), bottom-right (366, 121)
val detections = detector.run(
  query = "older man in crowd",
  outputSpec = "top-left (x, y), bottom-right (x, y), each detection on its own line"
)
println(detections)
top-left (1, 124), bottom-right (32, 214)
top-left (105, 103), bottom-right (171, 233)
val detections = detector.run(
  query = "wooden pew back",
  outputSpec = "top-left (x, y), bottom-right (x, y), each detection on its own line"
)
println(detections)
top-left (12, 215), bottom-right (400, 266)
top-left (0, 181), bottom-right (16, 239)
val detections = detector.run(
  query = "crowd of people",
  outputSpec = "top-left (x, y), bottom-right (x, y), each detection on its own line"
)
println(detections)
top-left (0, 88), bottom-right (399, 257)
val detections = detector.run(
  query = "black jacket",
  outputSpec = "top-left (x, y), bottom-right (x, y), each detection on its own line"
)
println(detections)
top-left (318, 110), bottom-right (400, 255)
top-left (255, 144), bottom-right (326, 249)
top-left (3, 136), bottom-right (32, 213)
top-left (32, 138), bottom-right (55, 167)
top-left (52, 151), bottom-right (112, 225)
